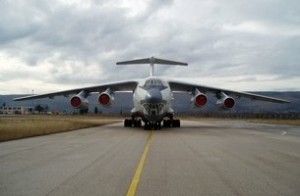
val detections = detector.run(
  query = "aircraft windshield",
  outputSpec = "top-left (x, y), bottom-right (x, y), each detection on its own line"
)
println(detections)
top-left (143, 79), bottom-right (164, 88)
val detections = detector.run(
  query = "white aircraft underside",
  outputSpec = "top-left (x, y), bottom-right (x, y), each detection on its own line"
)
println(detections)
top-left (14, 57), bottom-right (290, 130)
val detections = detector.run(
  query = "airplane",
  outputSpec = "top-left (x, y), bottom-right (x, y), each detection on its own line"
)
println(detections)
top-left (14, 57), bottom-right (290, 130)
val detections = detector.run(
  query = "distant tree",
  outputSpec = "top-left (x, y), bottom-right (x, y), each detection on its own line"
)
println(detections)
top-left (34, 105), bottom-right (44, 113)
top-left (80, 108), bottom-right (89, 114)
top-left (45, 105), bottom-right (49, 112)
top-left (2, 102), bottom-right (6, 107)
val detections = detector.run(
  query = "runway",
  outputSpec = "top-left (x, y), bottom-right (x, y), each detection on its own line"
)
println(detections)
top-left (0, 119), bottom-right (300, 196)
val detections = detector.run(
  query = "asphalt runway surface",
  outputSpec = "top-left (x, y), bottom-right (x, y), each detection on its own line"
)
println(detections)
top-left (0, 119), bottom-right (300, 196)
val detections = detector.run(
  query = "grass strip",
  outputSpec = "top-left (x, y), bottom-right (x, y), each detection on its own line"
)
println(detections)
top-left (0, 115), bottom-right (121, 142)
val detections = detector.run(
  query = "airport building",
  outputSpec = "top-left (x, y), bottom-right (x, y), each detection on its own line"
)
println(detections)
top-left (0, 106), bottom-right (33, 115)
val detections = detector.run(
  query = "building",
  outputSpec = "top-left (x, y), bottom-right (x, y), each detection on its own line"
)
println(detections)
top-left (0, 106), bottom-right (33, 115)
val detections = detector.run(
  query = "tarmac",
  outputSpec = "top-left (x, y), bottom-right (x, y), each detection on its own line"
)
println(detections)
top-left (0, 119), bottom-right (300, 196)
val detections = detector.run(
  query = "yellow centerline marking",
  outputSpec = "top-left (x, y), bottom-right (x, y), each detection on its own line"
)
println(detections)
top-left (127, 131), bottom-right (154, 196)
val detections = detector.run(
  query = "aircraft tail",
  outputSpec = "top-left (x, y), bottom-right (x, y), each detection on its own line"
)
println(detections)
top-left (116, 57), bottom-right (188, 76)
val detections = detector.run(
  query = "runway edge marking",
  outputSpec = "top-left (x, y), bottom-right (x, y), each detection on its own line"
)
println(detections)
top-left (127, 131), bottom-right (154, 196)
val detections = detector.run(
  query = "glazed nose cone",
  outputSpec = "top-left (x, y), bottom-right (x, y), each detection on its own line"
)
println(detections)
top-left (145, 88), bottom-right (163, 103)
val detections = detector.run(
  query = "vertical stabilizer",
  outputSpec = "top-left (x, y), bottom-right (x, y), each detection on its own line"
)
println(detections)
top-left (116, 57), bottom-right (188, 76)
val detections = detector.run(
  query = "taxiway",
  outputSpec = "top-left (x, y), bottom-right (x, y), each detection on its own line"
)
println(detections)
top-left (0, 120), bottom-right (299, 196)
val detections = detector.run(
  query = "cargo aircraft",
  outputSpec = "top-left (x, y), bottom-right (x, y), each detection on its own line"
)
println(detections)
top-left (14, 57), bottom-right (290, 130)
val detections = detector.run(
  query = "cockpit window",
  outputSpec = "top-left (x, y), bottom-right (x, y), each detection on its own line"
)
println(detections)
top-left (141, 78), bottom-right (168, 90)
top-left (144, 79), bottom-right (163, 87)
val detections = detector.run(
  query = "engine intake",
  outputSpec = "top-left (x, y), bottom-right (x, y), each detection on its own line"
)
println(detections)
top-left (224, 97), bottom-right (235, 109)
top-left (98, 89), bottom-right (114, 107)
top-left (70, 94), bottom-right (88, 109)
top-left (192, 93), bottom-right (207, 107)
top-left (216, 92), bottom-right (235, 109)
top-left (191, 89), bottom-right (207, 107)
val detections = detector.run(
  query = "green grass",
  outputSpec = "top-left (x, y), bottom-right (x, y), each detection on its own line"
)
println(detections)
top-left (0, 115), bottom-right (121, 142)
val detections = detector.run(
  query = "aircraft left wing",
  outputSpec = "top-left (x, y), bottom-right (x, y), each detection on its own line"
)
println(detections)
top-left (14, 80), bottom-right (139, 101)
top-left (168, 79), bottom-right (290, 103)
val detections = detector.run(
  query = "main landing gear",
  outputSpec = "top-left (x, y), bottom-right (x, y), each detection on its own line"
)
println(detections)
top-left (124, 119), bottom-right (142, 127)
top-left (124, 118), bottom-right (180, 130)
top-left (162, 119), bottom-right (180, 128)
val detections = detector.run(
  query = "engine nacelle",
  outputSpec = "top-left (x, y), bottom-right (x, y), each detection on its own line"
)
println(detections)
top-left (98, 89), bottom-right (114, 107)
top-left (192, 93), bottom-right (208, 107)
top-left (70, 95), bottom-right (89, 109)
top-left (216, 92), bottom-right (235, 110)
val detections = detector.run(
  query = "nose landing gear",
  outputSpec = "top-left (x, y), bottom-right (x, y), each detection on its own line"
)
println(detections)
top-left (144, 121), bottom-right (161, 130)
top-left (124, 116), bottom-right (180, 130)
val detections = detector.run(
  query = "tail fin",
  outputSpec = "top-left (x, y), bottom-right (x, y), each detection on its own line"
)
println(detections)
top-left (116, 57), bottom-right (188, 76)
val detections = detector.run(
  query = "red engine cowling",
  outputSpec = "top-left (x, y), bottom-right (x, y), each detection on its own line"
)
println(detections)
top-left (98, 92), bottom-right (114, 107)
top-left (192, 93), bottom-right (208, 107)
top-left (70, 95), bottom-right (89, 109)
top-left (216, 93), bottom-right (235, 109)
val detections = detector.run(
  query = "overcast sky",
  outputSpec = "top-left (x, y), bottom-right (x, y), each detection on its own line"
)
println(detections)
top-left (0, 0), bottom-right (299, 94)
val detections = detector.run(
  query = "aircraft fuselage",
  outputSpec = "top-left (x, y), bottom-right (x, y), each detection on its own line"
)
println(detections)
top-left (132, 77), bottom-right (174, 123)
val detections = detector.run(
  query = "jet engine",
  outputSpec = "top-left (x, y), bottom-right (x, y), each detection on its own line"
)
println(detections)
top-left (70, 92), bottom-right (89, 109)
top-left (98, 89), bottom-right (114, 107)
top-left (216, 92), bottom-right (235, 109)
top-left (192, 93), bottom-right (208, 107)
top-left (191, 89), bottom-right (207, 107)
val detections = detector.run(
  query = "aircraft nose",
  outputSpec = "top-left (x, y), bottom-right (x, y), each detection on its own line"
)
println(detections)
top-left (145, 88), bottom-right (163, 103)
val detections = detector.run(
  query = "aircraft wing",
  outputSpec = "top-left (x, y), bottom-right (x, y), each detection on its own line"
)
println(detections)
top-left (14, 80), bottom-right (139, 101)
top-left (168, 79), bottom-right (290, 104)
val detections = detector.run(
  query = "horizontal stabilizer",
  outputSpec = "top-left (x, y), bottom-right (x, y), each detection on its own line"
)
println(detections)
top-left (116, 57), bottom-right (188, 66)
top-left (116, 57), bottom-right (188, 76)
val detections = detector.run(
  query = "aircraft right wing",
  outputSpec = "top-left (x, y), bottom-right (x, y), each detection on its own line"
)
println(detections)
top-left (14, 80), bottom-right (139, 101)
top-left (168, 79), bottom-right (290, 104)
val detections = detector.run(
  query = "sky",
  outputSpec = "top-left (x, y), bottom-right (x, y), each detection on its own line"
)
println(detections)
top-left (0, 0), bottom-right (299, 94)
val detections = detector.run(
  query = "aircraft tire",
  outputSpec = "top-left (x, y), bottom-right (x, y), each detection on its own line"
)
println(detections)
top-left (163, 120), bottom-right (171, 128)
top-left (175, 119), bottom-right (181, 128)
top-left (138, 119), bottom-right (142, 127)
top-left (124, 119), bottom-right (133, 127)
top-left (172, 119), bottom-right (180, 128)
top-left (144, 121), bottom-right (150, 130)
top-left (154, 122), bottom-right (161, 130)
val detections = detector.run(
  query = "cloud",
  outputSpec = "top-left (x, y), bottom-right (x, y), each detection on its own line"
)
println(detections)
top-left (0, 0), bottom-right (299, 94)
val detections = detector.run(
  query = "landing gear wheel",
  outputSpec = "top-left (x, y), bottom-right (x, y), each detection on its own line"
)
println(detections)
top-left (172, 119), bottom-right (180, 128)
top-left (163, 120), bottom-right (172, 128)
top-left (144, 121), bottom-right (150, 130)
top-left (124, 119), bottom-right (133, 127)
top-left (154, 121), bottom-right (161, 130)
top-left (133, 119), bottom-right (139, 127)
